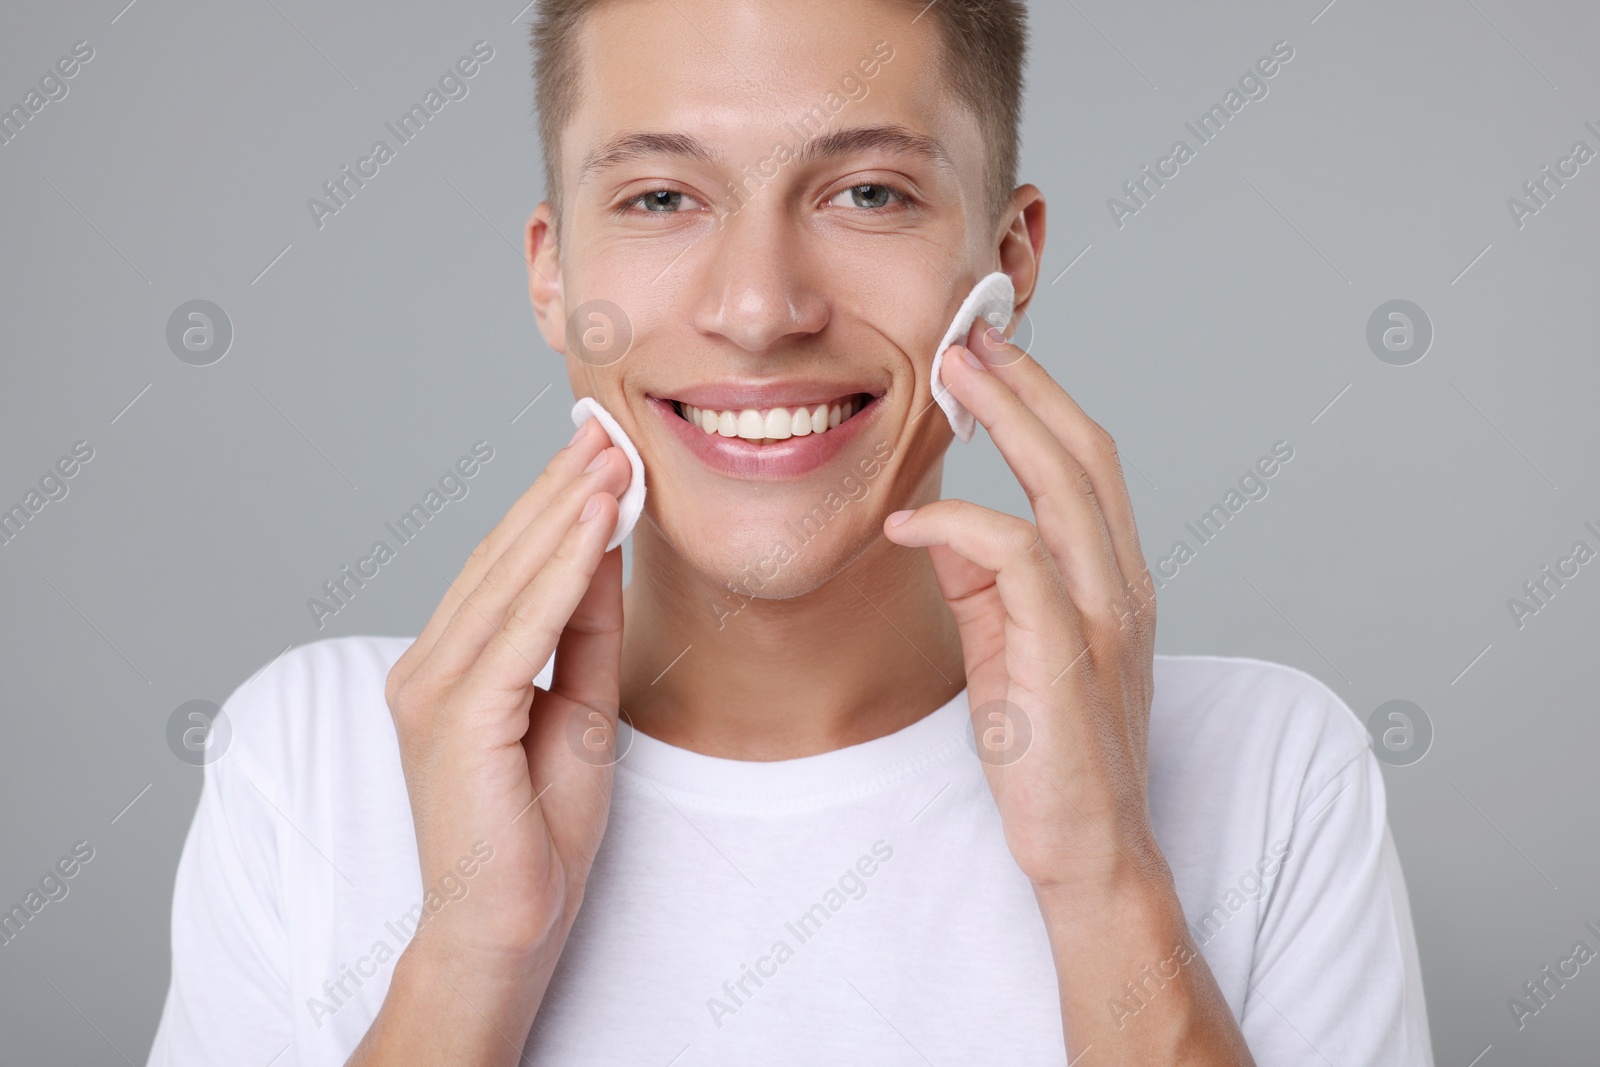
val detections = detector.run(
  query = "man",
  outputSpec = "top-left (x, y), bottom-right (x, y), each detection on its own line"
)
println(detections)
top-left (147, 1), bottom-right (1434, 1063)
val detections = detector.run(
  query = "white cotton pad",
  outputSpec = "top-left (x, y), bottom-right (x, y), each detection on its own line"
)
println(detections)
top-left (570, 396), bottom-right (647, 554)
top-left (929, 271), bottom-right (1016, 443)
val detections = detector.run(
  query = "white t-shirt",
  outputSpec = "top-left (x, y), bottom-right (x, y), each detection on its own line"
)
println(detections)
top-left (146, 636), bottom-right (1433, 1066)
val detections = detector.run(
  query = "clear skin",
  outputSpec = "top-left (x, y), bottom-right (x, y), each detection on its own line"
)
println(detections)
top-left (350, 1), bottom-right (1255, 1064)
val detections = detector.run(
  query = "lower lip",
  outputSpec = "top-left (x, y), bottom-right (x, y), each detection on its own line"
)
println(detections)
top-left (648, 395), bottom-right (882, 480)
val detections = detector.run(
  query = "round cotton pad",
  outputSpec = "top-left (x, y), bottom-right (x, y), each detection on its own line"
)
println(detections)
top-left (930, 271), bottom-right (1016, 443)
top-left (570, 395), bottom-right (647, 554)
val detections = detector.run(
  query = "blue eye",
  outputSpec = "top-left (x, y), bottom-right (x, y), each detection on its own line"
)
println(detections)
top-left (830, 183), bottom-right (905, 210)
top-left (622, 189), bottom-right (703, 214)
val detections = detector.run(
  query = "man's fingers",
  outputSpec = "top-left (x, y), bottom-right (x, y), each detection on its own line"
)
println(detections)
top-left (396, 417), bottom-right (611, 686)
top-left (965, 322), bottom-right (1150, 593)
top-left (884, 498), bottom-right (1082, 644)
top-left (464, 493), bottom-right (621, 715)
top-left (547, 543), bottom-right (625, 713)
top-left (525, 543), bottom-right (628, 778)
top-left (421, 447), bottom-right (628, 685)
top-left (939, 340), bottom-right (1126, 614)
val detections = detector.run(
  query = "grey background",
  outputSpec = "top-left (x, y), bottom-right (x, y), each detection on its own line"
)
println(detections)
top-left (1, 0), bottom-right (1596, 1062)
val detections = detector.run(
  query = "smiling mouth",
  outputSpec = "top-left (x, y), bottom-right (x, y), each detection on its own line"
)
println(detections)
top-left (669, 393), bottom-right (876, 444)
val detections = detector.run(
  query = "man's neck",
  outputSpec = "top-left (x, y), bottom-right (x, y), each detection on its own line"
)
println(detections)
top-left (618, 522), bottom-right (966, 761)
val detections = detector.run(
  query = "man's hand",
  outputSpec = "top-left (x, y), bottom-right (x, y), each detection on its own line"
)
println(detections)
top-left (884, 322), bottom-right (1256, 1064)
top-left (348, 416), bottom-right (630, 1066)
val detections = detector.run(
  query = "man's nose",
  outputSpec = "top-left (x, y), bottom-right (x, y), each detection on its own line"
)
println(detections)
top-left (689, 206), bottom-right (829, 355)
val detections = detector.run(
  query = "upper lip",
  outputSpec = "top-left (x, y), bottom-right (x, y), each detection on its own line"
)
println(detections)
top-left (651, 380), bottom-right (884, 410)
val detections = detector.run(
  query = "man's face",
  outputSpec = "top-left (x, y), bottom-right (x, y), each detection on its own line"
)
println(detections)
top-left (531, 0), bottom-right (1005, 599)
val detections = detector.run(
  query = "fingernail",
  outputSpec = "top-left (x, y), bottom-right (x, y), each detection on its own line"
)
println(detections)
top-left (887, 509), bottom-right (914, 527)
top-left (583, 450), bottom-right (608, 473)
top-left (961, 347), bottom-right (988, 371)
top-left (568, 419), bottom-right (589, 446)
top-left (579, 494), bottom-right (601, 522)
top-left (939, 346), bottom-right (960, 384)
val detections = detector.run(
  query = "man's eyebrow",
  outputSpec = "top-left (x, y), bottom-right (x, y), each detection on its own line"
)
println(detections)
top-left (578, 131), bottom-right (718, 184)
top-left (576, 124), bottom-right (952, 184)
top-left (791, 124), bottom-right (953, 171)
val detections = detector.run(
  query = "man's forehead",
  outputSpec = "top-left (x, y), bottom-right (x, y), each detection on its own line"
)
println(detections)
top-left (563, 0), bottom-right (968, 173)
top-left (574, 0), bottom-right (934, 87)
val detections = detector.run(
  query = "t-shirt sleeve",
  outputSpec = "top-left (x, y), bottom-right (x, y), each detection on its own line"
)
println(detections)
top-left (1239, 681), bottom-right (1435, 1067)
top-left (145, 679), bottom-right (298, 1066)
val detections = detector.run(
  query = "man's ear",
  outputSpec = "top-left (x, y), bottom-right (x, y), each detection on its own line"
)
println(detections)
top-left (995, 184), bottom-right (1046, 336)
top-left (527, 202), bottom-right (566, 353)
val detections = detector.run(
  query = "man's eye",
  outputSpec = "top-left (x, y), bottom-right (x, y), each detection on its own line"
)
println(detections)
top-left (624, 189), bottom-right (700, 213)
top-left (829, 183), bottom-right (904, 211)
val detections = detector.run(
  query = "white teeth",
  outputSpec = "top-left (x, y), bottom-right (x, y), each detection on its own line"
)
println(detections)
top-left (679, 396), bottom-right (867, 442)
top-left (763, 408), bottom-right (792, 439)
top-left (736, 409), bottom-right (765, 439)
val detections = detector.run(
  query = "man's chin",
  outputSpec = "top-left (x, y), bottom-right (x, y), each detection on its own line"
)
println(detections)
top-left (645, 509), bottom-right (889, 611)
